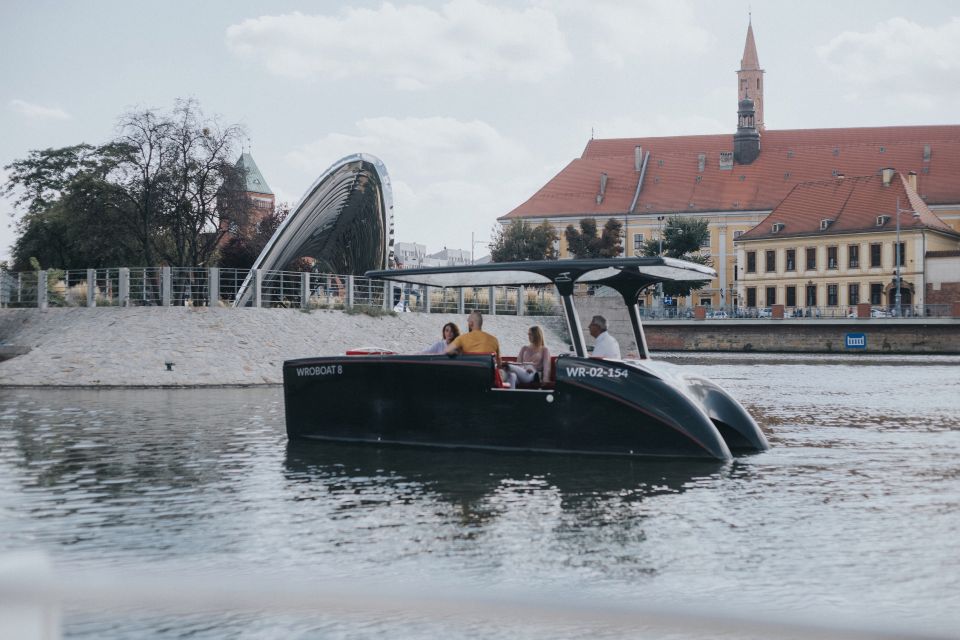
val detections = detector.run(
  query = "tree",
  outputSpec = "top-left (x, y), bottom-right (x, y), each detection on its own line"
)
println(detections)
top-left (218, 203), bottom-right (289, 269)
top-left (160, 99), bottom-right (249, 267)
top-left (641, 215), bottom-right (712, 298)
top-left (4, 100), bottom-right (251, 270)
top-left (5, 144), bottom-right (139, 270)
top-left (489, 220), bottom-right (559, 262)
top-left (563, 217), bottom-right (622, 259)
top-left (111, 99), bottom-right (249, 267)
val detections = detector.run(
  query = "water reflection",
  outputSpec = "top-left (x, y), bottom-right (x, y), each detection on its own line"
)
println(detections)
top-left (284, 440), bottom-right (727, 526)
top-left (1, 357), bottom-right (959, 638)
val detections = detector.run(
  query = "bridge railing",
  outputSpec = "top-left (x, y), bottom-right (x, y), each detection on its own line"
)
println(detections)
top-left (3, 269), bottom-right (955, 319)
top-left (0, 268), bottom-right (561, 317)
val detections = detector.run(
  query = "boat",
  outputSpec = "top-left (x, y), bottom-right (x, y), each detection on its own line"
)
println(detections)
top-left (283, 258), bottom-right (769, 460)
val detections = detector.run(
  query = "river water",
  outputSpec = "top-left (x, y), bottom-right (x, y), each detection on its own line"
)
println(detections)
top-left (1, 354), bottom-right (959, 639)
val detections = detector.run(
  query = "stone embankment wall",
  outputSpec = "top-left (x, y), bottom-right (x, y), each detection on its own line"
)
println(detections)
top-left (575, 297), bottom-right (960, 354)
top-left (2, 304), bottom-right (957, 389)
top-left (0, 308), bottom-right (567, 387)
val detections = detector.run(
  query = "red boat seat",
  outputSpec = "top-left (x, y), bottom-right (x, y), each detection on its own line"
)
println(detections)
top-left (345, 347), bottom-right (397, 356)
top-left (505, 355), bottom-right (559, 390)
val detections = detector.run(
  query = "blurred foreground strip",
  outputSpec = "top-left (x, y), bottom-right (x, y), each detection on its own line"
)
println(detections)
top-left (0, 552), bottom-right (952, 640)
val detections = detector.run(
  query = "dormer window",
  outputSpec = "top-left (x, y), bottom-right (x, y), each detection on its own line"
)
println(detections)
top-left (820, 218), bottom-right (834, 231)
top-left (876, 215), bottom-right (890, 227)
top-left (771, 222), bottom-right (785, 233)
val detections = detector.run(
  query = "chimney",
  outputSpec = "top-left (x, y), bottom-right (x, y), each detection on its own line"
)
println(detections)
top-left (634, 146), bottom-right (643, 171)
top-left (907, 171), bottom-right (918, 192)
top-left (881, 167), bottom-right (895, 186)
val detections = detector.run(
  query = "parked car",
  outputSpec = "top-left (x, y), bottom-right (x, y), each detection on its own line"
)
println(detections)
top-left (709, 309), bottom-right (729, 319)
top-left (871, 307), bottom-right (890, 318)
top-left (758, 307), bottom-right (772, 318)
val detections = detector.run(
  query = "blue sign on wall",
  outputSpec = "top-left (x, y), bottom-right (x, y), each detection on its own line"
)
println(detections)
top-left (845, 333), bottom-right (867, 349)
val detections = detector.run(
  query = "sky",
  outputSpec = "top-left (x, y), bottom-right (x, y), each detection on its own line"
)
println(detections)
top-left (2, 0), bottom-right (959, 264)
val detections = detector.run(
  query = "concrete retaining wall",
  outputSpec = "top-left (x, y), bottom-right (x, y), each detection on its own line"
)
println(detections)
top-left (575, 297), bottom-right (960, 354)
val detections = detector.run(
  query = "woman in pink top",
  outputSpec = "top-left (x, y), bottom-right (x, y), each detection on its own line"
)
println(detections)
top-left (504, 325), bottom-right (551, 388)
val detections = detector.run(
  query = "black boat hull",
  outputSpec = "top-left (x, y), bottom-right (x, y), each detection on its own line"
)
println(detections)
top-left (283, 354), bottom-right (767, 460)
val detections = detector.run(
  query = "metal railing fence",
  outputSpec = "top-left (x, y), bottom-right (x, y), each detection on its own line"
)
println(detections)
top-left (0, 268), bottom-right (562, 317)
top-left (2, 268), bottom-right (956, 319)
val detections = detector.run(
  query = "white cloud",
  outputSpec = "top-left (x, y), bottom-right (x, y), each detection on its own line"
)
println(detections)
top-left (593, 113), bottom-right (727, 139)
top-left (9, 99), bottom-right (71, 121)
top-left (225, 1), bottom-right (570, 89)
top-left (544, 0), bottom-right (713, 65)
top-left (284, 116), bottom-right (544, 250)
top-left (817, 17), bottom-right (960, 107)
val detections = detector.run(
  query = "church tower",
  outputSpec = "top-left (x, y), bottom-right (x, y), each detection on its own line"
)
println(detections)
top-left (738, 17), bottom-right (765, 131)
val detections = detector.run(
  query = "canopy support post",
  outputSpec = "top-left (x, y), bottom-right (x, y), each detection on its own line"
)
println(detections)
top-left (627, 303), bottom-right (650, 359)
top-left (560, 293), bottom-right (586, 357)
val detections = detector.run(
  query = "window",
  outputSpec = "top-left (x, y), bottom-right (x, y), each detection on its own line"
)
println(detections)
top-left (806, 247), bottom-right (817, 271)
top-left (849, 283), bottom-right (860, 306)
top-left (746, 287), bottom-right (757, 307)
top-left (765, 250), bottom-right (776, 272)
top-left (700, 235), bottom-right (711, 249)
top-left (848, 244), bottom-right (860, 269)
top-left (766, 286), bottom-right (776, 306)
top-left (746, 251), bottom-right (756, 273)
top-left (785, 286), bottom-right (796, 307)
top-left (870, 243), bottom-right (882, 268)
top-left (870, 283), bottom-right (883, 305)
top-left (633, 233), bottom-right (644, 251)
top-left (806, 284), bottom-right (817, 307)
top-left (827, 284), bottom-right (838, 306)
top-left (699, 298), bottom-right (712, 307)
top-left (733, 230), bottom-right (743, 239)
top-left (786, 249), bottom-right (796, 271)
top-left (896, 241), bottom-right (906, 267)
top-left (827, 246), bottom-right (838, 269)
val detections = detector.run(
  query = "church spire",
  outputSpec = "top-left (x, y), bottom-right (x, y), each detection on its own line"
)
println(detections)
top-left (737, 17), bottom-right (765, 131)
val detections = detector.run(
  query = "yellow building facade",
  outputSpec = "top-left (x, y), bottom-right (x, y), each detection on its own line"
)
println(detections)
top-left (735, 171), bottom-right (960, 313)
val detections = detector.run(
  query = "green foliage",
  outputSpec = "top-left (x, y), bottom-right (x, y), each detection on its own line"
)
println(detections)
top-left (218, 203), bottom-right (289, 269)
top-left (641, 216), bottom-right (712, 298)
top-left (4, 99), bottom-right (250, 270)
top-left (27, 258), bottom-right (67, 306)
top-left (344, 304), bottom-right (397, 318)
top-left (489, 220), bottom-right (559, 262)
top-left (564, 218), bottom-right (623, 258)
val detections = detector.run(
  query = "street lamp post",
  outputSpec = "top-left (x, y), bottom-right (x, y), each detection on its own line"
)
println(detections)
top-left (656, 216), bottom-right (666, 311)
top-left (894, 197), bottom-right (917, 318)
top-left (895, 198), bottom-right (902, 317)
top-left (470, 231), bottom-right (486, 265)
top-left (657, 216), bottom-right (666, 255)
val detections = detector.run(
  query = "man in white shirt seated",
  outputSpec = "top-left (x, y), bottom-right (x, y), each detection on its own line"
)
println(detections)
top-left (588, 315), bottom-right (621, 359)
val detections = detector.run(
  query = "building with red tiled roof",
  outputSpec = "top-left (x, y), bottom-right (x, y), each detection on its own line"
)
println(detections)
top-left (499, 21), bottom-right (960, 309)
top-left (736, 170), bottom-right (960, 312)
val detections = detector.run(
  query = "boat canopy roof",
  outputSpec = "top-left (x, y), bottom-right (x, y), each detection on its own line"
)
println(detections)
top-left (366, 257), bottom-right (715, 294)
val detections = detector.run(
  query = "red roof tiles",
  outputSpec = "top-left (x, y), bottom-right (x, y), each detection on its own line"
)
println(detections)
top-left (501, 125), bottom-right (960, 221)
top-left (738, 172), bottom-right (959, 241)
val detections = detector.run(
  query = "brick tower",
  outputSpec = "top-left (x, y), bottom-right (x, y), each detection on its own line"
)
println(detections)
top-left (738, 17), bottom-right (765, 132)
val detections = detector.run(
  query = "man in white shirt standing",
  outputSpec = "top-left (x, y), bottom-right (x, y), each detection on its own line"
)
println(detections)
top-left (588, 315), bottom-right (621, 359)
